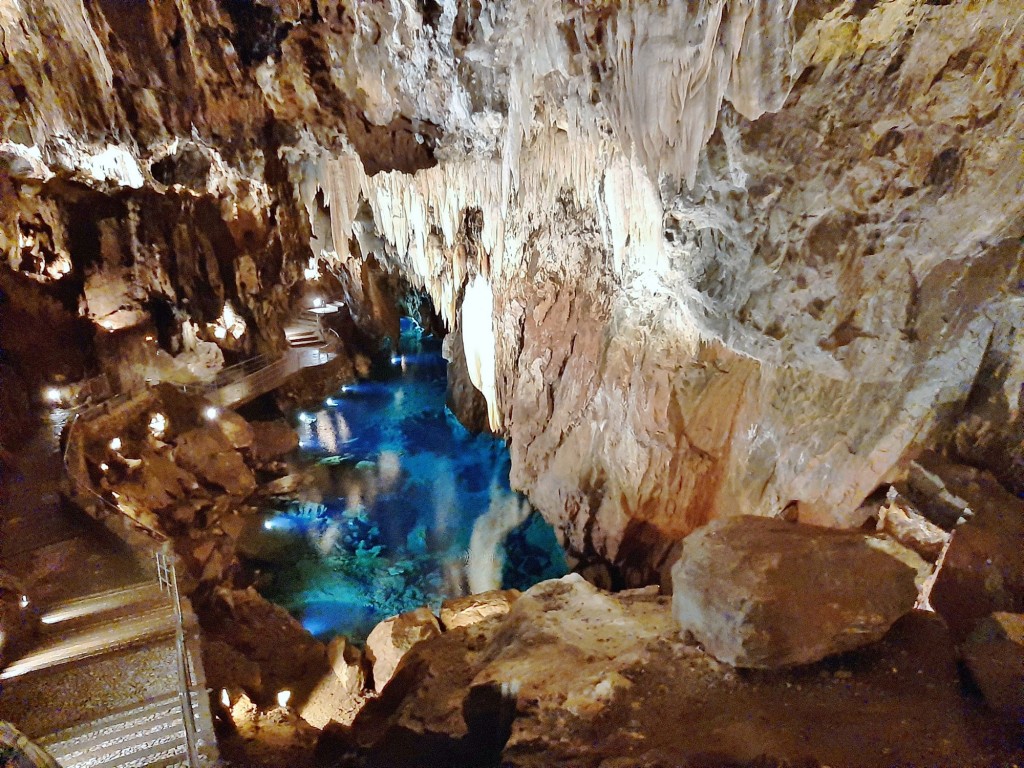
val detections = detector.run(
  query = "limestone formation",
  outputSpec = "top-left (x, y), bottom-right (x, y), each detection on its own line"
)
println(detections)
top-left (1, 0), bottom-right (1021, 587)
top-left (364, 607), bottom-right (442, 693)
top-left (671, 516), bottom-right (921, 667)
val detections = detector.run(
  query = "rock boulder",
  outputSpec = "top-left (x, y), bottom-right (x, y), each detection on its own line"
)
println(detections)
top-left (439, 590), bottom-right (520, 631)
top-left (961, 612), bottom-right (1024, 720)
top-left (365, 607), bottom-right (441, 693)
top-left (671, 516), bottom-right (921, 667)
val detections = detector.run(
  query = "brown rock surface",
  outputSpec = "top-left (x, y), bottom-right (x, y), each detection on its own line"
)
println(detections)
top-left (249, 420), bottom-right (300, 464)
top-left (299, 637), bottom-right (369, 729)
top-left (365, 607), bottom-right (442, 693)
top-left (201, 587), bottom-right (328, 706)
top-left (671, 516), bottom-right (921, 667)
top-left (928, 466), bottom-right (1024, 640)
top-left (173, 427), bottom-right (256, 498)
top-left (346, 576), bottom-right (1022, 768)
top-left (961, 612), bottom-right (1024, 721)
top-left (439, 590), bottom-right (520, 631)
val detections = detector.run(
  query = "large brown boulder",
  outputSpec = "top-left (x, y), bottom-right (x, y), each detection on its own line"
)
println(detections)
top-left (927, 466), bottom-right (1024, 640)
top-left (961, 612), bottom-right (1024, 720)
top-left (173, 426), bottom-right (256, 498)
top-left (365, 607), bottom-right (441, 693)
top-left (671, 516), bottom-right (921, 667)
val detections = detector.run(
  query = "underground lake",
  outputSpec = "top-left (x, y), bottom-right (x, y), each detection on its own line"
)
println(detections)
top-left (241, 319), bottom-right (568, 643)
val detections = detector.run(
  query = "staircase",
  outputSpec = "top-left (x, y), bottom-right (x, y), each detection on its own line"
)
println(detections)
top-left (0, 577), bottom-right (217, 768)
top-left (283, 314), bottom-right (324, 349)
top-left (38, 693), bottom-right (214, 768)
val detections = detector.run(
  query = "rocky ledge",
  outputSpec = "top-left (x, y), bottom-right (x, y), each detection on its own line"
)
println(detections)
top-left (331, 572), bottom-right (1023, 768)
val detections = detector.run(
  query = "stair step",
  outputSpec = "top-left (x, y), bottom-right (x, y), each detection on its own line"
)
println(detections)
top-left (39, 582), bottom-right (166, 633)
top-left (41, 692), bottom-right (214, 768)
top-left (2, 605), bottom-right (176, 680)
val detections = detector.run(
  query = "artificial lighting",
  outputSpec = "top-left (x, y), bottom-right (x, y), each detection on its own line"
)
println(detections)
top-left (203, 405), bottom-right (220, 420)
top-left (145, 334), bottom-right (155, 341)
top-left (214, 326), bottom-right (227, 340)
top-left (44, 387), bottom-right (61, 404)
top-left (324, 397), bottom-right (338, 407)
top-left (109, 437), bottom-right (122, 451)
top-left (313, 296), bottom-right (324, 308)
top-left (276, 690), bottom-right (291, 708)
top-left (220, 689), bottom-right (230, 708)
top-left (99, 462), bottom-right (109, 472)
top-left (263, 519), bottom-right (273, 530)
top-left (148, 412), bottom-right (168, 438)
top-left (303, 256), bottom-right (320, 281)
top-left (297, 412), bottom-right (315, 424)
top-left (19, 595), bottom-right (29, 609)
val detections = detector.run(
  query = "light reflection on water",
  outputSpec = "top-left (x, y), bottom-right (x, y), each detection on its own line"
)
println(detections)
top-left (250, 325), bottom-right (567, 643)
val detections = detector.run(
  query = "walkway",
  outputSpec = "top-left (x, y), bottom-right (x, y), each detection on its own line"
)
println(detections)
top-left (0, 416), bottom-right (216, 767)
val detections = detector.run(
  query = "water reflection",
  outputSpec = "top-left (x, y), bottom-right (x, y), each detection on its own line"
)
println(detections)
top-left (251, 323), bottom-right (567, 643)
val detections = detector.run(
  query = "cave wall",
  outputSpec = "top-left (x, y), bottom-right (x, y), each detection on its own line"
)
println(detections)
top-left (1, 0), bottom-right (1021, 584)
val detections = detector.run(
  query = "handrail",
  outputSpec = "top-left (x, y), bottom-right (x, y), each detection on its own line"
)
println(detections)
top-left (156, 544), bottom-right (202, 768)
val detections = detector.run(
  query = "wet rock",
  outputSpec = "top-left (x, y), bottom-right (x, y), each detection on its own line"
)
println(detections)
top-left (961, 612), bottom-right (1024, 720)
top-left (928, 466), bottom-right (1024, 640)
top-left (299, 637), bottom-right (369, 729)
top-left (249, 420), bottom-right (300, 463)
top-left (174, 426), bottom-right (256, 498)
top-left (365, 607), bottom-right (441, 693)
top-left (440, 590), bottom-right (520, 631)
top-left (671, 516), bottom-right (921, 667)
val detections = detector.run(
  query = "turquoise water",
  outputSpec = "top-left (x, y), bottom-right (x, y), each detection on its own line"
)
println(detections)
top-left (247, 321), bottom-right (567, 643)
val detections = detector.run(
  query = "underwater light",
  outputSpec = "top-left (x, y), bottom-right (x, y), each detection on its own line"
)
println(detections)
top-left (109, 437), bottom-right (122, 451)
top-left (276, 690), bottom-right (291, 708)
top-left (44, 387), bottom-right (61, 404)
top-left (298, 412), bottom-right (315, 423)
top-left (203, 405), bottom-right (220, 420)
top-left (19, 595), bottom-right (29, 609)
top-left (325, 397), bottom-right (339, 407)
top-left (263, 519), bottom-right (273, 530)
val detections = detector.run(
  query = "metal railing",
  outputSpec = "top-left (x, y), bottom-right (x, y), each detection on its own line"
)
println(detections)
top-left (156, 544), bottom-right (202, 768)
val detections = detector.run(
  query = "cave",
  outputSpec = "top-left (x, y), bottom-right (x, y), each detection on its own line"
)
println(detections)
top-left (1, 2), bottom-right (1022, 768)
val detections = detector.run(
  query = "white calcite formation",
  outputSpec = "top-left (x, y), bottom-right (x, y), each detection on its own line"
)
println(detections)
top-left (1, 0), bottom-right (1021, 585)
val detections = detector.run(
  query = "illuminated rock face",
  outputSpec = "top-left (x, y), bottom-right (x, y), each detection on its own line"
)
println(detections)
top-left (1, 1), bottom-right (1022, 583)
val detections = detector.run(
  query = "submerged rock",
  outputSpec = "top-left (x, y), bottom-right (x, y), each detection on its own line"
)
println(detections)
top-left (671, 516), bottom-right (920, 667)
top-left (365, 607), bottom-right (441, 693)
top-left (961, 612), bottom-right (1024, 721)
